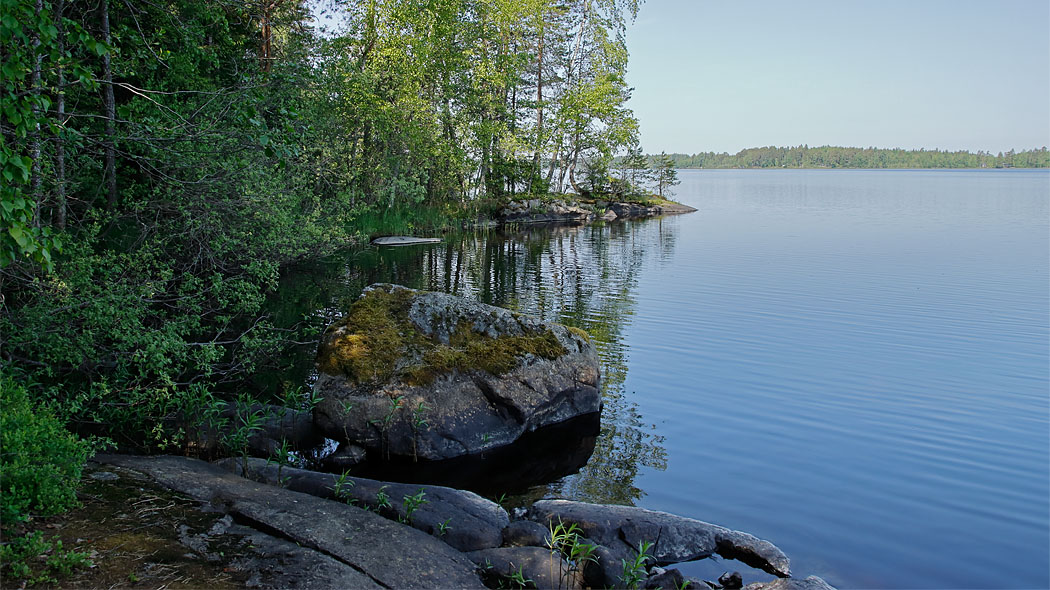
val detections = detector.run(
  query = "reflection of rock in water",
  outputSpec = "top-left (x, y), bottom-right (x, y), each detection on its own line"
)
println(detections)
top-left (329, 412), bottom-right (600, 495)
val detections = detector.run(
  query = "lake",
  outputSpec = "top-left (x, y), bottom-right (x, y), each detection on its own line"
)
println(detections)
top-left (276, 169), bottom-right (1049, 589)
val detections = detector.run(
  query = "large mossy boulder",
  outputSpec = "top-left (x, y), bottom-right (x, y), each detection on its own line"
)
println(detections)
top-left (313, 284), bottom-right (601, 461)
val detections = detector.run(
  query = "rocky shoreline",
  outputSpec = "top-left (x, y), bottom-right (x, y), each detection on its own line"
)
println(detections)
top-left (495, 197), bottom-right (697, 225)
top-left (65, 282), bottom-right (837, 589)
top-left (91, 454), bottom-right (834, 590)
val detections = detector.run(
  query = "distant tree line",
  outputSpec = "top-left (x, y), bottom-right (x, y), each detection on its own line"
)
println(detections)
top-left (653, 146), bottom-right (1050, 169)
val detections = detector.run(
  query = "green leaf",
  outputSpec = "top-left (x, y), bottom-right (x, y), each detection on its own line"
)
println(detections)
top-left (9, 225), bottom-right (28, 248)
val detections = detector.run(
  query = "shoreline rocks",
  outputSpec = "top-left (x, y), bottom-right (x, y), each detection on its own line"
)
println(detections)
top-left (528, 499), bottom-right (791, 578)
top-left (93, 454), bottom-right (835, 590)
top-left (496, 197), bottom-right (697, 224)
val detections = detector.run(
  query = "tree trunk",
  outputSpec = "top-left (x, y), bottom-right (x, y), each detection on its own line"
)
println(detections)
top-left (530, 16), bottom-right (544, 194)
top-left (29, 0), bottom-right (43, 226)
top-left (101, 0), bottom-right (118, 210)
top-left (54, 0), bottom-right (67, 229)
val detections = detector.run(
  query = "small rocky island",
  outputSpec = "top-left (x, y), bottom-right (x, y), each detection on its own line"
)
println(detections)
top-left (88, 286), bottom-right (834, 589)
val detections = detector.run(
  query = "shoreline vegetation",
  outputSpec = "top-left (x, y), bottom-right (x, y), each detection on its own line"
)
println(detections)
top-left (645, 146), bottom-right (1049, 169)
top-left (5, 1), bottom-right (654, 574)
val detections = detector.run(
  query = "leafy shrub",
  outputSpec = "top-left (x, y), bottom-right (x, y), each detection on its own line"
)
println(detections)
top-left (0, 377), bottom-right (94, 525)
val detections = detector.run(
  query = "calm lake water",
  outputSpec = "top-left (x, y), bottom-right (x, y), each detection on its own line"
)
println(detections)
top-left (277, 169), bottom-right (1049, 589)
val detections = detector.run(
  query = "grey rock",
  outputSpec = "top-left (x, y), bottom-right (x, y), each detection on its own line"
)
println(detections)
top-left (313, 284), bottom-right (601, 461)
top-left (743, 576), bottom-right (836, 590)
top-left (217, 456), bottom-right (508, 552)
top-left (719, 571), bottom-right (743, 589)
top-left (321, 444), bottom-right (368, 471)
top-left (580, 540), bottom-right (625, 589)
top-left (501, 520), bottom-right (552, 548)
top-left (466, 546), bottom-right (583, 590)
top-left (645, 567), bottom-right (687, 589)
top-left (96, 454), bottom-right (484, 589)
top-left (225, 522), bottom-right (383, 589)
top-left (88, 471), bottom-right (119, 481)
top-left (528, 500), bottom-right (790, 578)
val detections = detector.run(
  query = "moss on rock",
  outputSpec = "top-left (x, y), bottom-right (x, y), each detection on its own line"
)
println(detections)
top-left (316, 287), bottom-right (416, 383)
top-left (318, 288), bottom-right (569, 386)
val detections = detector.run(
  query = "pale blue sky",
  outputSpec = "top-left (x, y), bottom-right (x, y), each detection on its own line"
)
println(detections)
top-left (625, 0), bottom-right (1050, 154)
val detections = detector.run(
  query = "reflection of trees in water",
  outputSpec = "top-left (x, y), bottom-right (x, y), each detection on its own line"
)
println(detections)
top-left (271, 218), bottom-right (679, 505)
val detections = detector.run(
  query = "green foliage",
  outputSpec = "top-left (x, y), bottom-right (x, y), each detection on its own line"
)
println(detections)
top-left (0, 376), bottom-right (95, 525)
top-left (619, 540), bottom-right (654, 589)
top-left (0, 530), bottom-right (93, 585)
top-left (0, 0), bottom-right (646, 456)
top-left (545, 519), bottom-right (597, 590)
top-left (375, 485), bottom-right (392, 510)
top-left (332, 470), bottom-right (356, 503)
top-left (401, 488), bottom-right (428, 523)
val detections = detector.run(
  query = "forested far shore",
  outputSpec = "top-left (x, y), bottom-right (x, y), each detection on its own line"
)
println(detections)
top-left (650, 146), bottom-right (1050, 169)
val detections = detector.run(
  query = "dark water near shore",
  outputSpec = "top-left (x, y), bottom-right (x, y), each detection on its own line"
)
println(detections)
top-left (276, 169), bottom-right (1049, 589)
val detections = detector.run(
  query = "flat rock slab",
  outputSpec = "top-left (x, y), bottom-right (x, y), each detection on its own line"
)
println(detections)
top-left (528, 499), bottom-right (790, 577)
top-left (96, 455), bottom-right (485, 589)
top-left (217, 457), bottom-right (508, 552)
top-left (371, 236), bottom-right (442, 246)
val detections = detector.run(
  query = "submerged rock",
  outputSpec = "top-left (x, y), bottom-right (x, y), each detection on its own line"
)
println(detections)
top-left (313, 284), bottom-right (601, 462)
top-left (528, 499), bottom-right (790, 577)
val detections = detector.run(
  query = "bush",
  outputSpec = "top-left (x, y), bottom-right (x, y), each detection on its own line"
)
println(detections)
top-left (0, 377), bottom-right (94, 525)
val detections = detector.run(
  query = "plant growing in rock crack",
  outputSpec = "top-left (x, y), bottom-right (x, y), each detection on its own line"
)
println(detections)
top-left (546, 519), bottom-right (596, 590)
top-left (507, 564), bottom-right (534, 589)
top-left (410, 401), bottom-right (429, 462)
top-left (619, 540), bottom-right (655, 590)
top-left (375, 485), bottom-right (392, 510)
top-left (437, 518), bottom-right (451, 536)
top-left (266, 438), bottom-right (296, 487)
top-left (332, 470), bottom-right (355, 503)
top-left (401, 488), bottom-right (428, 523)
top-left (369, 395), bottom-right (404, 459)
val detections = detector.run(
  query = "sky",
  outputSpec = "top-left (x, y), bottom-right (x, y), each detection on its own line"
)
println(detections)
top-left (624, 0), bottom-right (1050, 154)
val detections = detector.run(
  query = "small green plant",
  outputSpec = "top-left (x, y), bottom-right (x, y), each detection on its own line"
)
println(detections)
top-left (437, 517), bottom-right (452, 536)
top-left (375, 485), bottom-right (392, 510)
top-left (225, 395), bottom-right (265, 476)
top-left (332, 470), bottom-right (356, 502)
top-left (402, 487), bottom-right (428, 523)
top-left (508, 563), bottom-right (534, 589)
top-left (546, 519), bottom-right (597, 590)
top-left (619, 540), bottom-right (654, 590)
top-left (369, 395), bottom-right (404, 459)
top-left (410, 401), bottom-right (428, 462)
top-left (0, 531), bottom-right (93, 585)
top-left (267, 438), bottom-right (297, 487)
